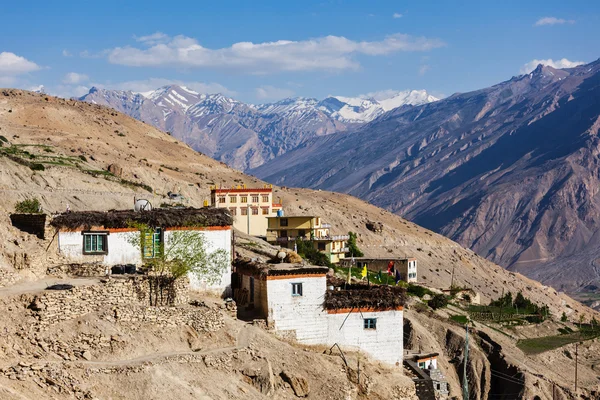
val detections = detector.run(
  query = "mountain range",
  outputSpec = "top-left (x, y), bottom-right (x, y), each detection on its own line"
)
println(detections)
top-left (251, 59), bottom-right (600, 296)
top-left (80, 86), bottom-right (437, 171)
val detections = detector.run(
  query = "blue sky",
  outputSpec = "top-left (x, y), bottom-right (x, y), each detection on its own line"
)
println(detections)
top-left (1, 0), bottom-right (599, 103)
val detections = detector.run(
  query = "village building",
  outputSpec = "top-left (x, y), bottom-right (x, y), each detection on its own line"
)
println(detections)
top-left (339, 257), bottom-right (418, 283)
top-left (404, 353), bottom-right (449, 399)
top-left (233, 258), bottom-right (405, 366)
top-left (266, 216), bottom-right (349, 264)
top-left (210, 185), bottom-right (282, 237)
top-left (50, 208), bottom-right (233, 294)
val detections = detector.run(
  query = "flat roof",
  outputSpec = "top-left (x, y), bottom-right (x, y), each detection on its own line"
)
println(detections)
top-left (235, 258), bottom-right (328, 277)
top-left (340, 257), bottom-right (416, 262)
top-left (266, 215), bottom-right (317, 219)
top-left (212, 188), bottom-right (272, 193)
top-left (51, 207), bottom-right (232, 230)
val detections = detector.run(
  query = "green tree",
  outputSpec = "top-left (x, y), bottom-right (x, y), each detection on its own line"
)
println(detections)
top-left (429, 294), bottom-right (449, 310)
top-left (295, 238), bottom-right (333, 268)
top-left (127, 223), bottom-right (229, 305)
top-left (561, 312), bottom-right (568, 322)
top-left (346, 232), bottom-right (364, 257)
top-left (14, 198), bottom-right (41, 213)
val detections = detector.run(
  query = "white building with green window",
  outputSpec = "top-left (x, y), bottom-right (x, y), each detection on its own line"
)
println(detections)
top-left (51, 208), bottom-right (234, 294)
top-left (234, 259), bottom-right (405, 366)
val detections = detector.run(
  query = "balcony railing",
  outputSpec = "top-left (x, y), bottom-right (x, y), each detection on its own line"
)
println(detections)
top-left (275, 235), bottom-right (349, 243)
top-left (320, 223), bottom-right (332, 228)
top-left (313, 235), bottom-right (350, 241)
top-left (331, 247), bottom-right (349, 254)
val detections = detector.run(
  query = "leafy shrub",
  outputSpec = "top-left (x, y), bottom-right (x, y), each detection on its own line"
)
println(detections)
top-left (15, 198), bottom-right (41, 213)
top-left (295, 239), bottom-right (333, 268)
top-left (407, 284), bottom-right (433, 298)
top-left (30, 163), bottom-right (45, 171)
top-left (346, 232), bottom-right (364, 257)
top-left (429, 294), bottom-right (449, 310)
top-left (78, 155), bottom-right (87, 162)
top-left (561, 312), bottom-right (568, 322)
top-left (0, 135), bottom-right (8, 143)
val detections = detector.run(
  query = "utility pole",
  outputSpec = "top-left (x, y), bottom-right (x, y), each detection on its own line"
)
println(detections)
top-left (499, 288), bottom-right (504, 322)
top-left (575, 342), bottom-right (579, 397)
top-left (462, 324), bottom-right (469, 400)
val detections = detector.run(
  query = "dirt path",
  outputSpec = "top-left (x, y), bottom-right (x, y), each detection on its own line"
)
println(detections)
top-left (41, 324), bottom-right (253, 368)
top-left (0, 277), bottom-right (100, 297)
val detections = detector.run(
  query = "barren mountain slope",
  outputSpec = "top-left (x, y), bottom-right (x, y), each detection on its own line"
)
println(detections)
top-left (0, 88), bottom-right (595, 320)
top-left (0, 89), bottom-right (599, 398)
top-left (251, 60), bottom-right (600, 297)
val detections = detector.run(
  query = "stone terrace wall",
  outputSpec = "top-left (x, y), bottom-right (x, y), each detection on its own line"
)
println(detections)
top-left (30, 275), bottom-right (190, 328)
top-left (46, 263), bottom-right (108, 277)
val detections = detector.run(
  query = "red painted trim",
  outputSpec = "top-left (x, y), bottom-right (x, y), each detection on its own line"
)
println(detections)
top-left (212, 188), bottom-right (273, 193)
top-left (327, 306), bottom-right (403, 314)
top-left (165, 226), bottom-right (232, 231)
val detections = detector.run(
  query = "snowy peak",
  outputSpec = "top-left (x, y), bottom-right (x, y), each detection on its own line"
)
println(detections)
top-left (145, 85), bottom-right (202, 112)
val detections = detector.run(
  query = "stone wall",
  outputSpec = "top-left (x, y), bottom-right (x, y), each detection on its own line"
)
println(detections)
top-left (10, 213), bottom-right (46, 239)
top-left (30, 275), bottom-right (190, 328)
top-left (46, 262), bottom-right (108, 277)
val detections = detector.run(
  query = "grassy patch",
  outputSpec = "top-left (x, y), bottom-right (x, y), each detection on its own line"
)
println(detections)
top-left (450, 315), bottom-right (469, 324)
top-left (517, 329), bottom-right (600, 355)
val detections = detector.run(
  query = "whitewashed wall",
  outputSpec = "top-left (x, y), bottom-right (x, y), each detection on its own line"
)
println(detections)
top-left (57, 231), bottom-right (141, 266)
top-left (165, 229), bottom-right (232, 293)
top-left (326, 310), bottom-right (403, 365)
top-left (266, 276), bottom-right (329, 344)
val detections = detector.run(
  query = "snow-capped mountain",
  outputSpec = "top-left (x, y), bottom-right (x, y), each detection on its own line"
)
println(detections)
top-left (80, 85), bottom-right (437, 170)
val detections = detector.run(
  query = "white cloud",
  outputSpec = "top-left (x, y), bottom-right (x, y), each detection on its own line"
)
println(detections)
top-left (520, 58), bottom-right (585, 74)
top-left (134, 32), bottom-right (170, 45)
top-left (62, 49), bottom-right (72, 57)
top-left (28, 84), bottom-right (45, 93)
top-left (94, 77), bottom-right (236, 96)
top-left (534, 17), bottom-right (575, 26)
top-left (0, 52), bottom-right (41, 75)
top-left (392, 13), bottom-right (403, 19)
top-left (418, 64), bottom-right (430, 76)
top-left (106, 32), bottom-right (445, 73)
top-left (62, 72), bottom-right (89, 85)
top-left (255, 85), bottom-right (295, 100)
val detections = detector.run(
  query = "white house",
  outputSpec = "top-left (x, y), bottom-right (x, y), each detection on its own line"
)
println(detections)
top-left (234, 259), bottom-right (405, 366)
top-left (50, 208), bottom-right (233, 294)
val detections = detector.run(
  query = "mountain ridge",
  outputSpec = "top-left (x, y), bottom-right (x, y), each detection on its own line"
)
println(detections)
top-left (250, 59), bottom-right (600, 297)
top-left (80, 85), bottom-right (438, 170)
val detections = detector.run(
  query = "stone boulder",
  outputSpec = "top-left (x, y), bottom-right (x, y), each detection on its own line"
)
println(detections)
top-left (107, 164), bottom-right (123, 178)
top-left (281, 371), bottom-right (310, 397)
top-left (241, 359), bottom-right (274, 395)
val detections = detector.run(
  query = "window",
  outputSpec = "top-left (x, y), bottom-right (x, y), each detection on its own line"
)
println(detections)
top-left (318, 242), bottom-right (326, 251)
top-left (298, 229), bottom-right (306, 237)
top-left (280, 230), bottom-right (288, 238)
top-left (262, 195), bottom-right (269, 203)
top-left (83, 232), bottom-right (108, 254)
top-left (229, 207), bottom-right (237, 216)
top-left (229, 195), bottom-right (237, 203)
top-left (241, 207), bottom-right (248, 216)
top-left (291, 282), bottom-right (303, 296)
top-left (418, 362), bottom-right (426, 369)
top-left (280, 218), bottom-right (288, 227)
top-left (261, 207), bottom-right (269, 215)
top-left (218, 196), bottom-right (226, 204)
top-left (241, 196), bottom-right (248, 203)
top-left (364, 318), bottom-right (377, 330)
top-left (142, 228), bottom-right (162, 259)
top-left (251, 195), bottom-right (259, 203)
top-left (251, 207), bottom-right (259, 215)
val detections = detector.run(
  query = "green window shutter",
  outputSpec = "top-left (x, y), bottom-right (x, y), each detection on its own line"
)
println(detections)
top-left (84, 235), bottom-right (92, 252)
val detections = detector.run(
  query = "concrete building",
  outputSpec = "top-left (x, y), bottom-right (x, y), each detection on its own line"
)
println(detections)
top-left (234, 259), bottom-right (405, 366)
top-left (51, 208), bottom-right (233, 294)
top-left (210, 185), bottom-right (282, 237)
top-left (339, 257), bottom-right (418, 283)
top-left (266, 216), bottom-right (349, 264)
top-left (405, 353), bottom-right (449, 399)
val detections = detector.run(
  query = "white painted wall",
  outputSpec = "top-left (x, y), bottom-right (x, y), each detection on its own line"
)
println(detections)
top-left (58, 228), bottom-right (233, 293)
top-left (327, 310), bottom-right (404, 366)
top-left (266, 276), bottom-right (329, 344)
top-left (165, 229), bottom-right (232, 293)
top-left (264, 275), bottom-right (403, 366)
top-left (57, 231), bottom-right (142, 266)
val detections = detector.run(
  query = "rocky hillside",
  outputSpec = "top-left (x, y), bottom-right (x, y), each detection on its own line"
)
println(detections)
top-left (251, 59), bottom-right (600, 297)
top-left (80, 86), bottom-right (437, 171)
top-left (0, 89), bottom-right (598, 398)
